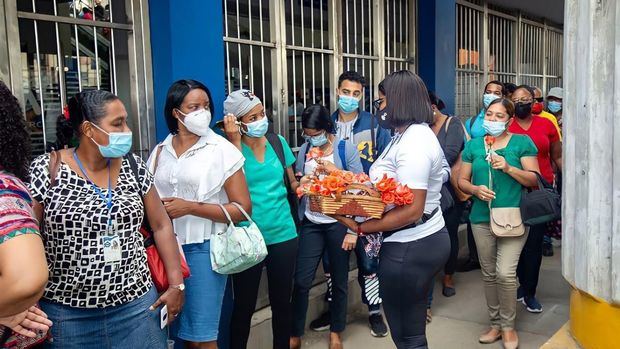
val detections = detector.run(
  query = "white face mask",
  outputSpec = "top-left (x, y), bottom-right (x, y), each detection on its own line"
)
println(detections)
top-left (177, 108), bottom-right (212, 136)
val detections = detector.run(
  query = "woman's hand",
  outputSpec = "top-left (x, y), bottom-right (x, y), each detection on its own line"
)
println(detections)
top-left (223, 113), bottom-right (242, 144)
top-left (329, 215), bottom-right (359, 232)
top-left (162, 198), bottom-right (193, 219)
top-left (299, 174), bottom-right (315, 186)
top-left (473, 185), bottom-right (496, 202)
top-left (0, 306), bottom-right (53, 338)
top-left (490, 154), bottom-right (510, 173)
top-left (341, 233), bottom-right (357, 251)
top-left (316, 160), bottom-right (338, 174)
top-left (149, 288), bottom-right (185, 325)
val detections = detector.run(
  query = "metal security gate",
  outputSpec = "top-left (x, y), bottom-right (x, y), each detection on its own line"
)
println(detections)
top-left (223, 0), bottom-right (416, 148)
top-left (455, 0), bottom-right (563, 118)
top-left (0, 0), bottom-right (155, 157)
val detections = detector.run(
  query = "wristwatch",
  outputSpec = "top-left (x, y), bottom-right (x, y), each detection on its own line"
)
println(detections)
top-left (169, 283), bottom-right (185, 292)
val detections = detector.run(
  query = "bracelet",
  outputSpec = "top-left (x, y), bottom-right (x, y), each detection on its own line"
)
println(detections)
top-left (356, 223), bottom-right (364, 236)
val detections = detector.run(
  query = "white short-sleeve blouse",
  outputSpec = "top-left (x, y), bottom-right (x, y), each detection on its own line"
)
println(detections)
top-left (148, 129), bottom-right (245, 245)
top-left (369, 124), bottom-right (446, 243)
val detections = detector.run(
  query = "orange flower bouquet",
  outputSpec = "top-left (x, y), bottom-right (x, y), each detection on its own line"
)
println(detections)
top-left (297, 170), bottom-right (414, 219)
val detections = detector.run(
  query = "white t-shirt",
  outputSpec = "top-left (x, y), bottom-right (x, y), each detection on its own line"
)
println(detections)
top-left (147, 129), bottom-right (245, 244)
top-left (303, 153), bottom-right (337, 224)
top-left (368, 123), bottom-right (446, 243)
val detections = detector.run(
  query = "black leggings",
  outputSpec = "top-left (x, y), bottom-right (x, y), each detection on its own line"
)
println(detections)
top-left (443, 202), bottom-right (466, 275)
top-left (230, 237), bottom-right (298, 349)
top-left (379, 229), bottom-right (450, 349)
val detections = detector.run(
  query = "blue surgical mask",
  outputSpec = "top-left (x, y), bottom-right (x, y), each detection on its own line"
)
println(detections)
top-left (90, 123), bottom-right (133, 158)
top-left (482, 120), bottom-right (507, 137)
top-left (243, 117), bottom-right (269, 138)
top-left (309, 132), bottom-right (329, 147)
top-left (483, 93), bottom-right (500, 108)
top-left (548, 101), bottom-right (562, 113)
top-left (338, 95), bottom-right (360, 114)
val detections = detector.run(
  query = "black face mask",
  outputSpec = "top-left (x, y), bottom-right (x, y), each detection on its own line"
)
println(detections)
top-left (514, 102), bottom-right (533, 119)
top-left (374, 108), bottom-right (392, 130)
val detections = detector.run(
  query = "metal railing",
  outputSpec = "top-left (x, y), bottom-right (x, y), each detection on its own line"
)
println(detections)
top-left (455, 0), bottom-right (563, 118)
top-left (1, 0), bottom-right (155, 157)
top-left (223, 0), bottom-right (417, 148)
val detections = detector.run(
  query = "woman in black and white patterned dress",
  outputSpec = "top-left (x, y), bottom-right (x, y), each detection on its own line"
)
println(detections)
top-left (28, 90), bottom-right (184, 349)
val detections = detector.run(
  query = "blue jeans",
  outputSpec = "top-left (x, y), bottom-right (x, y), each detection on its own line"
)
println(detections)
top-left (40, 287), bottom-right (167, 349)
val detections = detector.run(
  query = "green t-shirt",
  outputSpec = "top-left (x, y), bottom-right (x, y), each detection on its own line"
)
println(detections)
top-left (462, 135), bottom-right (538, 224)
top-left (241, 135), bottom-right (297, 245)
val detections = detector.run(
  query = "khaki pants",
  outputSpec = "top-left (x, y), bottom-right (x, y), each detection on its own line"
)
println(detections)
top-left (472, 223), bottom-right (528, 330)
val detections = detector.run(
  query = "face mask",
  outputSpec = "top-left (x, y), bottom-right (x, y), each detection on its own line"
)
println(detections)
top-left (242, 117), bottom-right (269, 138)
top-left (548, 101), bottom-right (562, 113)
top-left (309, 132), bottom-right (329, 147)
top-left (483, 93), bottom-right (500, 108)
top-left (338, 95), bottom-right (360, 114)
top-left (178, 108), bottom-right (212, 136)
top-left (89, 123), bottom-right (133, 158)
top-left (514, 102), bottom-right (533, 119)
top-left (482, 120), bottom-right (507, 137)
top-left (531, 102), bottom-right (544, 115)
top-left (375, 108), bottom-right (392, 130)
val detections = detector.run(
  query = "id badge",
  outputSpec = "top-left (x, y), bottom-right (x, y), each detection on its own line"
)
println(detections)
top-left (102, 235), bottom-right (122, 263)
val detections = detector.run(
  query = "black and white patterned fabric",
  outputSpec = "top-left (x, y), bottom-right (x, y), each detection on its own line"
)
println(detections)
top-left (28, 153), bottom-right (153, 308)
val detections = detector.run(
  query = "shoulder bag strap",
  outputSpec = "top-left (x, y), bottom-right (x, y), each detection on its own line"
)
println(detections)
top-left (338, 140), bottom-right (348, 171)
top-left (217, 204), bottom-right (235, 225)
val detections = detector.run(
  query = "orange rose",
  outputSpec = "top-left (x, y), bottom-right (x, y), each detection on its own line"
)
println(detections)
top-left (323, 176), bottom-right (345, 193)
top-left (484, 135), bottom-right (496, 146)
top-left (310, 184), bottom-right (322, 194)
top-left (306, 147), bottom-right (324, 161)
top-left (394, 184), bottom-right (411, 196)
top-left (355, 173), bottom-right (371, 184)
top-left (375, 174), bottom-right (397, 193)
top-left (296, 186), bottom-right (305, 198)
top-left (341, 171), bottom-right (355, 185)
top-left (319, 186), bottom-right (331, 196)
top-left (382, 191), bottom-right (396, 205)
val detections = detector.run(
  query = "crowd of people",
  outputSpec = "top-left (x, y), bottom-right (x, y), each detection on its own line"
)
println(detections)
top-left (0, 68), bottom-right (563, 349)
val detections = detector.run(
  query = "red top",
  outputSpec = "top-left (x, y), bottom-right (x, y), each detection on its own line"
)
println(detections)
top-left (509, 115), bottom-right (560, 183)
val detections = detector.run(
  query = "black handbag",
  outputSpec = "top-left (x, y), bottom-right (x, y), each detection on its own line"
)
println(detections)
top-left (520, 172), bottom-right (561, 226)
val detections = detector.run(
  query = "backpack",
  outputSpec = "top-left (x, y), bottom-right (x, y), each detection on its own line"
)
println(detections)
top-left (265, 133), bottom-right (300, 228)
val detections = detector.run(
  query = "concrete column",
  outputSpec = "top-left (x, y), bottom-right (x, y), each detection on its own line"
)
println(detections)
top-left (562, 0), bottom-right (620, 347)
top-left (148, 0), bottom-right (226, 142)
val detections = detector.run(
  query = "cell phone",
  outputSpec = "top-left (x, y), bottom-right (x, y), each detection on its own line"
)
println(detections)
top-left (160, 304), bottom-right (168, 329)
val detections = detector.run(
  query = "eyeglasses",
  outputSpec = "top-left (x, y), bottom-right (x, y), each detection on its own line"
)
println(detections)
top-left (512, 97), bottom-right (533, 104)
top-left (301, 131), bottom-right (324, 140)
top-left (372, 98), bottom-right (384, 110)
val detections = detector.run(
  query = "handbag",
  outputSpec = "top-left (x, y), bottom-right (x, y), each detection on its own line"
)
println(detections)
top-left (126, 151), bottom-right (191, 292)
top-left (520, 171), bottom-right (561, 226)
top-left (210, 202), bottom-right (268, 274)
top-left (486, 145), bottom-right (525, 238)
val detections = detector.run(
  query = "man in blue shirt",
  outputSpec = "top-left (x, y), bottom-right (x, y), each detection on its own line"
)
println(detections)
top-left (464, 80), bottom-right (507, 139)
top-left (309, 71), bottom-right (391, 338)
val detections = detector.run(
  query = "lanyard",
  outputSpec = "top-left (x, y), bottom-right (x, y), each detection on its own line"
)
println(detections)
top-left (73, 149), bottom-right (113, 227)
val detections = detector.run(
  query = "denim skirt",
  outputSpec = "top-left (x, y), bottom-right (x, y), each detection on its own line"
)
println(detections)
top-left (171, 240), bottom-right (228, 343)
top-left (39, 287), bottom-right (167, 349)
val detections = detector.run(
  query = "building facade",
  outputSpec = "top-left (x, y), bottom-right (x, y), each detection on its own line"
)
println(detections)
top-left (0, 0), bottom-right (562, 157)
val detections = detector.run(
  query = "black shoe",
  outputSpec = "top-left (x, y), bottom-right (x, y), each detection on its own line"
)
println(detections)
top-left (369, 313), bottom-right (388, 337)
top-left (542, 242), bottom-right (554, 257)
top-left (457, 260), bottom-right (481, 272)
top-left (442, 285), bottom-right (456, 297)
top-left (309, 311), bottom-right (330, 332)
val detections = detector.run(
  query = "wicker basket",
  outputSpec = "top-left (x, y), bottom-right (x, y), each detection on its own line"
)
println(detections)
top-left (309, 184), bottom-right (385, 219)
